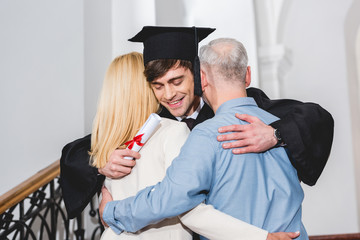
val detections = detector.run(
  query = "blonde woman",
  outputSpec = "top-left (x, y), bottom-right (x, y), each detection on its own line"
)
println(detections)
top-left (90, 52), bottom-right (294, 240)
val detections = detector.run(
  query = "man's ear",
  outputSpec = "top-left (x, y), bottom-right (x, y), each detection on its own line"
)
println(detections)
top-left (245, 66), bottom-right (251, 87)
top-left (200, 68), bottom-right (208, 91)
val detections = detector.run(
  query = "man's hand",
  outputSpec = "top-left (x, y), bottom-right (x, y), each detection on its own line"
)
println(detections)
top-left (98, 149), bottom-right (141, 179)
top-left (99, 186), bottom-right (113, 228)
top-left (217, 114), bottom-right (277, 154)
top-left (267, 231), bottom-right (300, 240)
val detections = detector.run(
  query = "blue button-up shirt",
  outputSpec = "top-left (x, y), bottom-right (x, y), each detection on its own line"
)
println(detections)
top-left (103, 97), bottom-right (308, 240)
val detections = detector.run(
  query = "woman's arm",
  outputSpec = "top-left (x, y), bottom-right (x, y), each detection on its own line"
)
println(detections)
top-left (180, 203), bottom-right (300, 240)
top-left (179, 203), bottom-right (267, 240)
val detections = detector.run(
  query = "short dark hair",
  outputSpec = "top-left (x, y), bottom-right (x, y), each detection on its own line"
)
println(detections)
top-left (144, 59), bottom-right (193, 82)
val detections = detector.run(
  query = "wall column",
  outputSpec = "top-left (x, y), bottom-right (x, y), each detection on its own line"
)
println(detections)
top-left (253, 0), bottom-right (289, 98)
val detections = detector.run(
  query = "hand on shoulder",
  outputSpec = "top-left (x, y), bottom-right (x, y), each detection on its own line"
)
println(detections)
top-left (217, 113), bottom-right (277, 154)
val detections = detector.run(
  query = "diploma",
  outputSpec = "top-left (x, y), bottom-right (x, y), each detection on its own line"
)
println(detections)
top-left (124, 113), bottom-right (161, 159)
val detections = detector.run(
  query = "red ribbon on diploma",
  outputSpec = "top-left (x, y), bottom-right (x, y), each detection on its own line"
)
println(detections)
top-left (124, 134), bottom-right (145, 150)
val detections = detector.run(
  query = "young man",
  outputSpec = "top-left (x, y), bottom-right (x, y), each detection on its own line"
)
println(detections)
top-left (100, 38), bottom-right (308, 240)
top-left (60, 26), bottom-right (334, 220)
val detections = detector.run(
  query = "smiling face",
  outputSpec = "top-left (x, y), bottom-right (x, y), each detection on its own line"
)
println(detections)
top-left (150, 65), bottom-right (200, 117)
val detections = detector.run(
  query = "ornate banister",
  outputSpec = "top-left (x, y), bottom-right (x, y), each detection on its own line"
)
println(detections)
top-left (0, 160), bottom-right (60, 215)
top-left (0, 160), bottom-right (103, 240)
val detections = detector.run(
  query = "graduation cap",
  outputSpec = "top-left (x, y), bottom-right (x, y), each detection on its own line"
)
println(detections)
top-left (128, 26), bottom-right (215, 96)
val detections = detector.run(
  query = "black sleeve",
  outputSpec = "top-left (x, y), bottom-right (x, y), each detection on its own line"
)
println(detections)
top-left (59, 134), bottom-right (105, 219)
top-left (246, 87), bottom-right (334, 186)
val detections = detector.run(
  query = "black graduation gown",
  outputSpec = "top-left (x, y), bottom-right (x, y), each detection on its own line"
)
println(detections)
top-left (59, 87), bottom-right (334, 219)
top-left (246, 88), bottom-right (334, 186)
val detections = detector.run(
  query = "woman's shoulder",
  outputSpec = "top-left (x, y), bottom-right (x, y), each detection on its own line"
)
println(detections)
top-left (160, 118), bottom-right (187, 129)
top-left (158, 118), bottom-right (190, 137)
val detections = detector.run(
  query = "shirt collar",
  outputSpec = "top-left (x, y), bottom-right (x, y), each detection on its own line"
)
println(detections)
top-left (176, 98), bottom-right (205, 121)
top-left (216, 97), bottom-right (257, 115)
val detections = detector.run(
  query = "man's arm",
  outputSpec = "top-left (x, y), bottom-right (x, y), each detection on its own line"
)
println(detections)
top-left (100, 187), bottom-right (300, 240)
top-left (163, 124), bottom-right (267, 240)
top-left (218, 113), bottom-right (277, 153)
top-left (217, 87), bottom-right (334, 186)
top-left (101, 130), bottom-right (215, 234)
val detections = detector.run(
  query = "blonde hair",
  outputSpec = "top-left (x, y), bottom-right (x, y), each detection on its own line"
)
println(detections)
top-left (90, 52), bottom-right (159, 168)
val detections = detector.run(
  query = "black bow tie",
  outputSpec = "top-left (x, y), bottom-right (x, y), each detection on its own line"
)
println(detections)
top-left (181, 118), bottom-right (195, 130)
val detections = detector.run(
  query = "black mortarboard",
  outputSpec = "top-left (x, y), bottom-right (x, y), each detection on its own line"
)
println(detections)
top-left (128, 26), bottom-right (215, 96)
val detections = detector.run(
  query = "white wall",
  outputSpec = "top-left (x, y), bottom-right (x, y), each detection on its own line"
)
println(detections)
top-left (84, 0), bottom-right (113, 134)
top-left (0, 0), bottom-right (85, 195)
top-left (156, 0), bottom-right (259, 87)
top-left (111, 0), bottom-right (156, 58)
top-left (280, 0), bottom-right (359, 234)
top-left (345, 1), bottom-right (360, 229)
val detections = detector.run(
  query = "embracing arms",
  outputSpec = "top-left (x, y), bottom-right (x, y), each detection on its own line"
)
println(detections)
top-left (59, 87), bottom-right (334, 218)
top-left (218, 87), bottom-right (334, 185)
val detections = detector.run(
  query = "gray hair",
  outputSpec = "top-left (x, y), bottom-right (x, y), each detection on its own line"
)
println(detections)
top-left (199, 38), bottom-right (248, 83)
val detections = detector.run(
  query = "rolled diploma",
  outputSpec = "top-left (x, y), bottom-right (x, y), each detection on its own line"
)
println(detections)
top-left (124, 113), bottom-right (161, 160)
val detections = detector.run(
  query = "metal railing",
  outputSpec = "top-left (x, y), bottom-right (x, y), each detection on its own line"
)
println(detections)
top-left (0, 160), bottom-right (103, 240)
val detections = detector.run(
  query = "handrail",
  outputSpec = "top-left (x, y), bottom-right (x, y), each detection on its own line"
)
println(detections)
top-left (310, 233), bottom-right (360, 240)
top-left (0, 159), bottom-right (60, 214)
